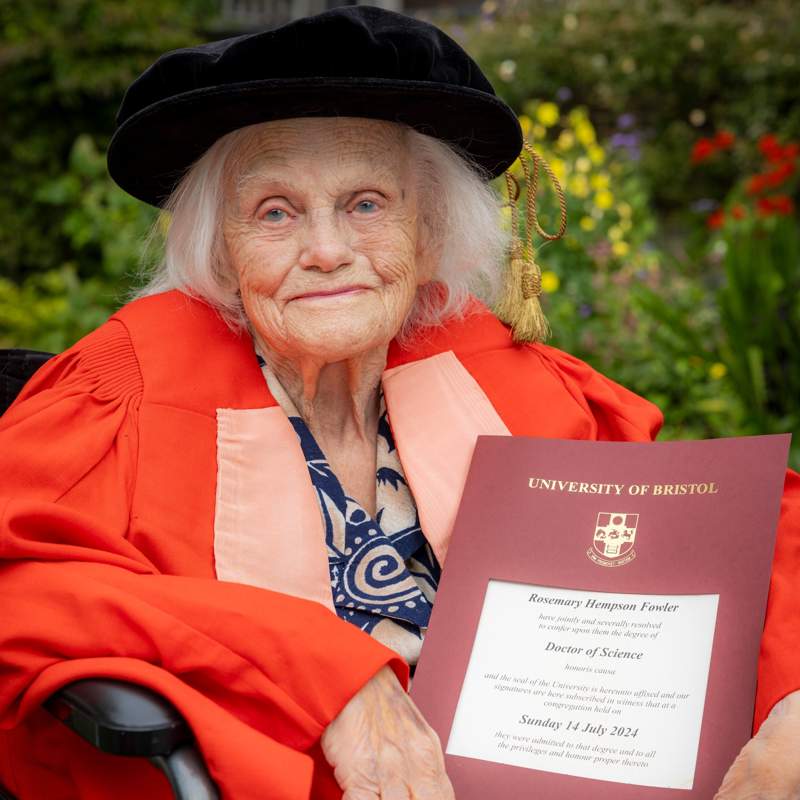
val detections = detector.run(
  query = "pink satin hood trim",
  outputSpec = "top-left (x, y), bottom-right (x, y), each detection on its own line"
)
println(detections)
top-left (382, 351), bottom-right (510, 566)
top-left (212, 351), bottom-right (509, 605)
top-left (214, 406), bottom-right (334, 610)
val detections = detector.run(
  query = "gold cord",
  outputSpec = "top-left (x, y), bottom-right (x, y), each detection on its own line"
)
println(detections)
top-left (523, 141), bottom-right (568, 242)
top-left (496, 139), bottom-right (568, 342)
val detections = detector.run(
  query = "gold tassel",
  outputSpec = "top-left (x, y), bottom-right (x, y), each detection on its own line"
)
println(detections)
top-left (495, 172), bottom-right (524, 327)
top-left (495, 239), bottom-right (525, 326)
top-left (512, 251), bottom-right (551, 343)
top-left (496, 140), bottom-right (567, 343)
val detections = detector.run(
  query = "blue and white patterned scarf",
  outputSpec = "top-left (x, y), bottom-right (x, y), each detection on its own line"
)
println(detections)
top-left (260, 361), bottom-right (441, 665)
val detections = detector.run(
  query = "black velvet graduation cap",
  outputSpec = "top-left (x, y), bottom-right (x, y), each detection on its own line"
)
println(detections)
top-left (107, 5), bottom-right (522, 207)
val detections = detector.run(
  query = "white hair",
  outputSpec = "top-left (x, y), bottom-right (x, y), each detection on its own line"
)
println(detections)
top-left (137, 121), bottom-right (508, 344)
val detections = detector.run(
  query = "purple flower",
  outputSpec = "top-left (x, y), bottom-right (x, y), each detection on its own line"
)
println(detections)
top-left (556, 86), bottom-right (573, 102)
top-left (610, 132), bottom-right (640, 149)
top-left (609, 132), bottom-right (642, 162)
top-left (617, 113), bottom-right (636, 130)
top-left (578, 303), bottom-right (593, 318)
top-left (690, 198), bottom-right (717, 213)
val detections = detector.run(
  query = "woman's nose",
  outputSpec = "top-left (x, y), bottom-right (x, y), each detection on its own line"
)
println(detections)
top-left (297, 210), bottom-right (354, 272)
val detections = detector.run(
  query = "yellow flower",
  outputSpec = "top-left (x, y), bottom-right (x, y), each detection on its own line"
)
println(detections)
top-left (709, 362), bottom-right (728, 380)
top-left (619, 218), bottom-right (633, 232)
top-left (579, 215), bottom-right (596, 231)
top-left (532, 124), bottom-right (547, 140)
top-left (541, 270), bottom-right (560, 293)
top-left (549, 157), bottom-right (567, 183)
top-left (518, 114), bottom-right (533, 138)
top-left (594, 189), bottom-right (615, 210)
top-left (507, 156), bottom-right (523, 177)
top-left (588, 144), bottom-right (606, 165)
top-left (589, 172), bottom-right (610, 190)
top-left (608, 225), bottom-right (624, 241)
top-left (612, 241), bottom-right (630, 257)
top-left (568, 107), bottom-right (588, 126)
top-left (575, 156), bottom-right (592, 173)
top-left (574, 119), bottom-right (596, 146)
top-left (616, 202), bottom-right (633, 218)
top-left (556, 130), bottom-right (576, 150)
top-left (536, 102), bottom-right (560, 127)
top-left (568, 174), bottom-right (590, 198)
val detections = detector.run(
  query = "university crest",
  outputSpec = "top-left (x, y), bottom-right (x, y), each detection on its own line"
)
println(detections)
top-left (587, 512), bottom-right (639, 568)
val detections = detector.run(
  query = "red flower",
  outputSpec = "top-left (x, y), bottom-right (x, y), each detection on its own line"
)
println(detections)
top-left (758, 134), bottom-right (800, 164)
top-left (758, 134), bottom-right (783, 162)
top-left (746, 174), bottom-right (770, 195)
top-left (746, 162), bottom-right (796, 195)
top-left (713, 130), bottom-right (735, 149)
top-left (760, 162), bottom-right (796, 188)
top-left (783, 142), bottom-right (800, 160)
top-left (691, 131), bottom-right (737, 165)
top-left (772, 195), bottom-right (795, 215)
top-left (691, 138), bottom-right (717, 164)
top-left (756, 195), bottom-right (795, 216)
top-left (706, 209), bottom-right (725, 229)
top-left (731, 204), bottom-right (747, 219)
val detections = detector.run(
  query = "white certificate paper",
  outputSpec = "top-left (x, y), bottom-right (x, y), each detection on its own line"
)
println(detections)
top-left (446, 582), bottom-right (719, 790)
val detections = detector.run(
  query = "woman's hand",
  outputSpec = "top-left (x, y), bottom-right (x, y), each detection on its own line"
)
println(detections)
top-left (715, 691), bottom-right (800, 799)
top-left (321, 665), bottom-right (455, 799)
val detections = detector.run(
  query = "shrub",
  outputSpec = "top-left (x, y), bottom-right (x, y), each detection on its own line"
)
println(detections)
top-left (0, 134), bottom-right (156, 351)
top-left (443, 0), bottom-right (800, 217)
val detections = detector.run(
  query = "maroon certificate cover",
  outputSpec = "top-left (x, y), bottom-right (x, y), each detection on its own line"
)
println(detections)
top-left (411, 435), bottom-right (789, 799)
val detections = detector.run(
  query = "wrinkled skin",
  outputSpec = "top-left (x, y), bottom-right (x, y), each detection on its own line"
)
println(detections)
top-left (321, 666), bottom-right (455, 800)
top-left (223, 116), bottom-right (434, 513)
top-left (222, 118), bottom-right (453, 797)
top-left (223, 117), bottom-right (429, 370)
top-left (715, 691), bottom-right (800, 800)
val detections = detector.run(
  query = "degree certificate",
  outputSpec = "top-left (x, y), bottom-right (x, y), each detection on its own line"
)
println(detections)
top-left (446, 582), bottom-right (718, 790)
top-left (411, 436), bottom-right (789, 799)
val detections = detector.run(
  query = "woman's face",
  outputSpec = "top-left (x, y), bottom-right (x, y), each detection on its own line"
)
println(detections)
top-left (223, 117), bottom-right (430, 363)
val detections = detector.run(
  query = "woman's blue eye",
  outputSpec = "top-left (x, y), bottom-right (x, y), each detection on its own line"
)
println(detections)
top-left (264, 208), bottom-right (287, 222)
top-left (355, 200), bottom-right (378, 213)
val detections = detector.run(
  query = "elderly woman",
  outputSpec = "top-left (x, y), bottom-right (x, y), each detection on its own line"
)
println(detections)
top-left (0, 7), bottom-right (798, 800)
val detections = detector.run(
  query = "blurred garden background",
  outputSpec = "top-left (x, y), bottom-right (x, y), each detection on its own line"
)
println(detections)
top-left (1, 0), bottom-right (799, 466)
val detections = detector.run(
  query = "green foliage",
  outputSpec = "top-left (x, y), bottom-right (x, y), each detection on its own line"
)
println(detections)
top-left (497, 97), bottom-right (798, 467)
top-left (0, 134), bottom-right (157, 351)
top-left (0, 0), bottom-right (216, 282)
top-left (506, 101), bottom-right (745, 446)
top-left (633, 215), bottom-right (800, 459)
top-left (717, 219), bottom-right (800, 428)
top-left (0, 266), bottom-right (119, 354)
top-left (447, 0), bottom-right (800, 215)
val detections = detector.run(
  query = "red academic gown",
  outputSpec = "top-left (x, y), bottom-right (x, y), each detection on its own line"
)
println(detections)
top-left (0, 290), bottom-right (797, 799)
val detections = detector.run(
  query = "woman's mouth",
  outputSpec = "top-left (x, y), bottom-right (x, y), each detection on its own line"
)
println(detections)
top-left (291, 286), bottom-right (368, 300)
